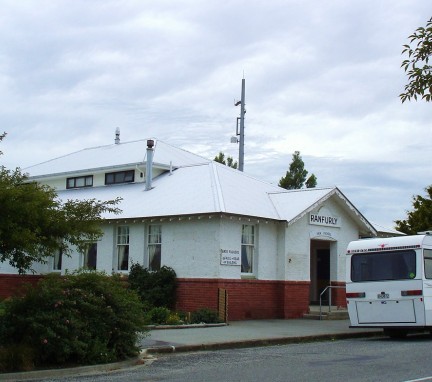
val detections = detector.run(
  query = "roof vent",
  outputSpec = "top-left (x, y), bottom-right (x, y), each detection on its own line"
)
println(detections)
top-left (145, 140), bottom-right (154, 191)
top-left (115, 127), bottom-right (120, 144)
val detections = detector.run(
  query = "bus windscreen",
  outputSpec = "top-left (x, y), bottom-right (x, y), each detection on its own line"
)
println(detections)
top-left (351, 250), bottom-right (416, 282)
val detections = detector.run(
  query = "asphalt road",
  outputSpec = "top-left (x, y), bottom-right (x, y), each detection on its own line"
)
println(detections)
top-left (25, 334), bottom-right (432, 382)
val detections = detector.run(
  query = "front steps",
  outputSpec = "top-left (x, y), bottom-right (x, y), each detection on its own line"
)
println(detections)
top-left (303, 305), bottom-right (349, 320)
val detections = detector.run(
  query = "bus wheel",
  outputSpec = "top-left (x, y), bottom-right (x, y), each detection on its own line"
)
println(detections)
top-left (383, 329), bottom-right (407, 339)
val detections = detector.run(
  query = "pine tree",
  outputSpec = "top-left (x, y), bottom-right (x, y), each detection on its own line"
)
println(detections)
top-left (279, 151), bottom-right (317, 190)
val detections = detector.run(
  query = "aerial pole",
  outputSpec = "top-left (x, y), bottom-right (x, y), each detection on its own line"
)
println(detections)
top-left (232, 78), bottom-right (246, 171)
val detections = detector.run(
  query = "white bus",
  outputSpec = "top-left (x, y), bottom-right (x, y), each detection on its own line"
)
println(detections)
top-left (346, 233), bottom-right (432, 338)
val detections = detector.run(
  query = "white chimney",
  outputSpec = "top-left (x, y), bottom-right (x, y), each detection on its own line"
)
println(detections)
top-left (115, 127), bottom-right (120, 144)
top-left (145, 139), bottom-right (154, 191)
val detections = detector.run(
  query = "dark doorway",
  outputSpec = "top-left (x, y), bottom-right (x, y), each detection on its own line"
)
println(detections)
top-left (310, 241), bottom-right (331, 304)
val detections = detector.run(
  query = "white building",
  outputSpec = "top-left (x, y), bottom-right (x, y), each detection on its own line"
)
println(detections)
top-left (0, 137), bottom-right (377, 320)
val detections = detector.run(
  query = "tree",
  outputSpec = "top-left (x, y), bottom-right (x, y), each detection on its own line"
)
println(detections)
top-left (214, 152), bottom-right (238, 169)
top-left (395, 185), bottom-right (432, 234)
top-left (305, 173), bottom-right (318, 188)
top-left (278, 151), bottom-right (317, 190)
top-left (0, 133), bottom-right (121, 273)
top-left (400, 17), bottom-right (432, 103)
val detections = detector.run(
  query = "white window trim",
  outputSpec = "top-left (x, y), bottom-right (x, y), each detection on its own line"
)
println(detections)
top-left (241, 224), bottom-right (255, 275)
top-left (116, 226), bottom-right (130, 272)
top-left (148, 224), bottom-right (162, 271)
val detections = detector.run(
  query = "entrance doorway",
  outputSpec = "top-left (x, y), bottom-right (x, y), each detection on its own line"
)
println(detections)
top-left (310, 240), bottom-right (331, 304)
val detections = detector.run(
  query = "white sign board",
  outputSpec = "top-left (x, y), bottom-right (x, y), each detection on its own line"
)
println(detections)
top-left (220, 249), bottom-right (241, 266)
top-left (309, 213), bottom-right (341, 227)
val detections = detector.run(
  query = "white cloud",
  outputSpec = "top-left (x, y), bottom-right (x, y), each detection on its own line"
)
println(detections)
top-left (0, 0), bottom-right (431, 229)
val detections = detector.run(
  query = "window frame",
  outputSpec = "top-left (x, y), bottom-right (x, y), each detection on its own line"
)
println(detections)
top-left (52, 249), bottom-right (62, 272)
top-left (116, 226), bottom-right (130, 271)
top-left (105, 170), bottom-right (135, 185)
top-left (424, 248), bottom-right (432, 279)
top-left (241, 224), bottom-right (255, 274)
top-left (351, 250), bottom-right (417, 282)
top-left (66, 175), bottom-right (93, 189)
top-left (83, 242), bottom-right (97, 270)
top-left (148, 225), bottom-right (162, 271)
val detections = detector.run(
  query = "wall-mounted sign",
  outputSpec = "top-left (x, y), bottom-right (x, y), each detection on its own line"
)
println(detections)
top-left (220, 249), bottom-right (241, 266)
top-left (309, 211), bottom-right (341, 227)
top-left (310, 230), bottom-right (337, 240)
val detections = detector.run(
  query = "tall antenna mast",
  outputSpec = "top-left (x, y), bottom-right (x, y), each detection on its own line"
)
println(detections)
top-left (232, 78), bottom-right (246, 171)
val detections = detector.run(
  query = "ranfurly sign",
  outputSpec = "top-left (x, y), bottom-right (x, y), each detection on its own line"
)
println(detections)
top-left (309, 211), bottom-right (341, 228)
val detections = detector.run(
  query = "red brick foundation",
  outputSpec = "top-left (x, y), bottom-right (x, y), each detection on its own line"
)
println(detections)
top-left (176, 278), bottom-right (311, 321)
top-left (0, 274), bottom-right (346, 320)
top-left (330, 281), bottom-right (347, 308)
top-left (0, 274), bottom-right (44, 299)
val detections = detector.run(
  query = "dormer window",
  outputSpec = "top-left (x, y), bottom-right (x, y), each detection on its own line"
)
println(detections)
top-left (67, 175), bottom-right (93, 189)
top-left (105, 170), bottom-right (134, 185)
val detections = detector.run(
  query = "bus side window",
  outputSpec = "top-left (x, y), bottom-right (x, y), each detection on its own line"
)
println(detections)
top-left (424, 249), bottom-right (432, 279)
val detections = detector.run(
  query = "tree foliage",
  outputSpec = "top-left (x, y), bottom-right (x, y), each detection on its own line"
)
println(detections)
top-left (395, 185), bottom-right (432, 234)
top-left (214, 152), bottom-right (238, 169)
top-left (278, 151), bottom-right (317, 190)
top-left (0, 133), bottom-right (121, 273)
top-left (400, 17), bottom-right (432, 103)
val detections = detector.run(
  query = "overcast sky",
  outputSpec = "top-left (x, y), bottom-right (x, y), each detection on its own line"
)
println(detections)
top-left (0, 1), bottom-right (431, 229)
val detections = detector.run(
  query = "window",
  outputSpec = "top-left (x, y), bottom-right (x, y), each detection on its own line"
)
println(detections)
top-left (67, 175), bottom-right (93, 189)
top-left (53, 249), bottom-right (62, 271)
top-left (105, 170), bottom-right (134, 185)
top-left (351, 250), bottom-right (416, 282)
top-left (424, 249), bottom-right (432, 279)
top-left (148, 225), bottom-right (161, 271)
top-left (83, 243), bottom-right (97, 270)
top-left (241, 225), bottom-right (254, 273)
top-left (116, 226), bottom-right (130, 271)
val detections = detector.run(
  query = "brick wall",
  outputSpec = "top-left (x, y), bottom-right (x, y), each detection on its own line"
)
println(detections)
top-left (330, 281), bottom-right (347, 308)
top-left (282, 281), bottom-right (310, 318)
top-left (0, 274), bottom-right (340, 320)
top-left (0, 275), bottom-right (44, 299)
top-left (176, 278), bottom-right (311, 320)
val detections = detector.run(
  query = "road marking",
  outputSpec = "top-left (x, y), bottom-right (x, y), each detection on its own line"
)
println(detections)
top-left (403, 377), bottom-right (432, 382)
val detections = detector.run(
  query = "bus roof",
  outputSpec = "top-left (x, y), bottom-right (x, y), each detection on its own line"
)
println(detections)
top-left (347, 234), bottom-right (432, 254)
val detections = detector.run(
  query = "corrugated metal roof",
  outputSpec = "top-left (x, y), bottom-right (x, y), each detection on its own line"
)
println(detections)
top-left (28, 138), bottom-right (376, 234)
top-left (25, 139), bottom-right (210, 178)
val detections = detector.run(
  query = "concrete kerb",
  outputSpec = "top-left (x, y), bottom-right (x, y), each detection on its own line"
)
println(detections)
top-left (0, 352), bottom-right (155, 382)
top-left (143, 330), bottom-right (383, 355)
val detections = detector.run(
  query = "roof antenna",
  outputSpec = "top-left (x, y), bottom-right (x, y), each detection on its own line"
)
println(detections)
top-left (231, 78), bottom-right (246, 171)
top-left (115, 127), bottom-right (120, 144)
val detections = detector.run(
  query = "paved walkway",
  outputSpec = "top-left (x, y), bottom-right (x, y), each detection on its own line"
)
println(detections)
top-left (140, 319), bottom-right (381, 354)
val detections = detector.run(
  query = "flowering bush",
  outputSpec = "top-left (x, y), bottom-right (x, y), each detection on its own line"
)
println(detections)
top-left (0, 271), bottom-right (147, 370)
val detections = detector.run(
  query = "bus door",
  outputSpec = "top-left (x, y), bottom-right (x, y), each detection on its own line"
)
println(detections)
top-left (422, 248), bottom-right (432, 324)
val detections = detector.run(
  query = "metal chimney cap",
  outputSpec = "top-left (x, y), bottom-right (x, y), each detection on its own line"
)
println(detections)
top-left (147, 139), bottom-right (155, 148)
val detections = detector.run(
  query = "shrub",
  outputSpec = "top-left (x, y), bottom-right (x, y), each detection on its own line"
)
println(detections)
top-left (0, 271), bottom-right (147, 370)
top-left (166, 312), bottom-right (182, 325)
top-left (128, 264), bottom-right (177, 309)
top-left (190, 308), bottom-right (221, 324)
top-left (146, 307), bottom-right (171, 325)
top-left (144, 308), bottom-right (183, 325)
top-left (0, 344), bottom-right (34, 372)
top-left (0, 300), bottom-right (5, 316)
